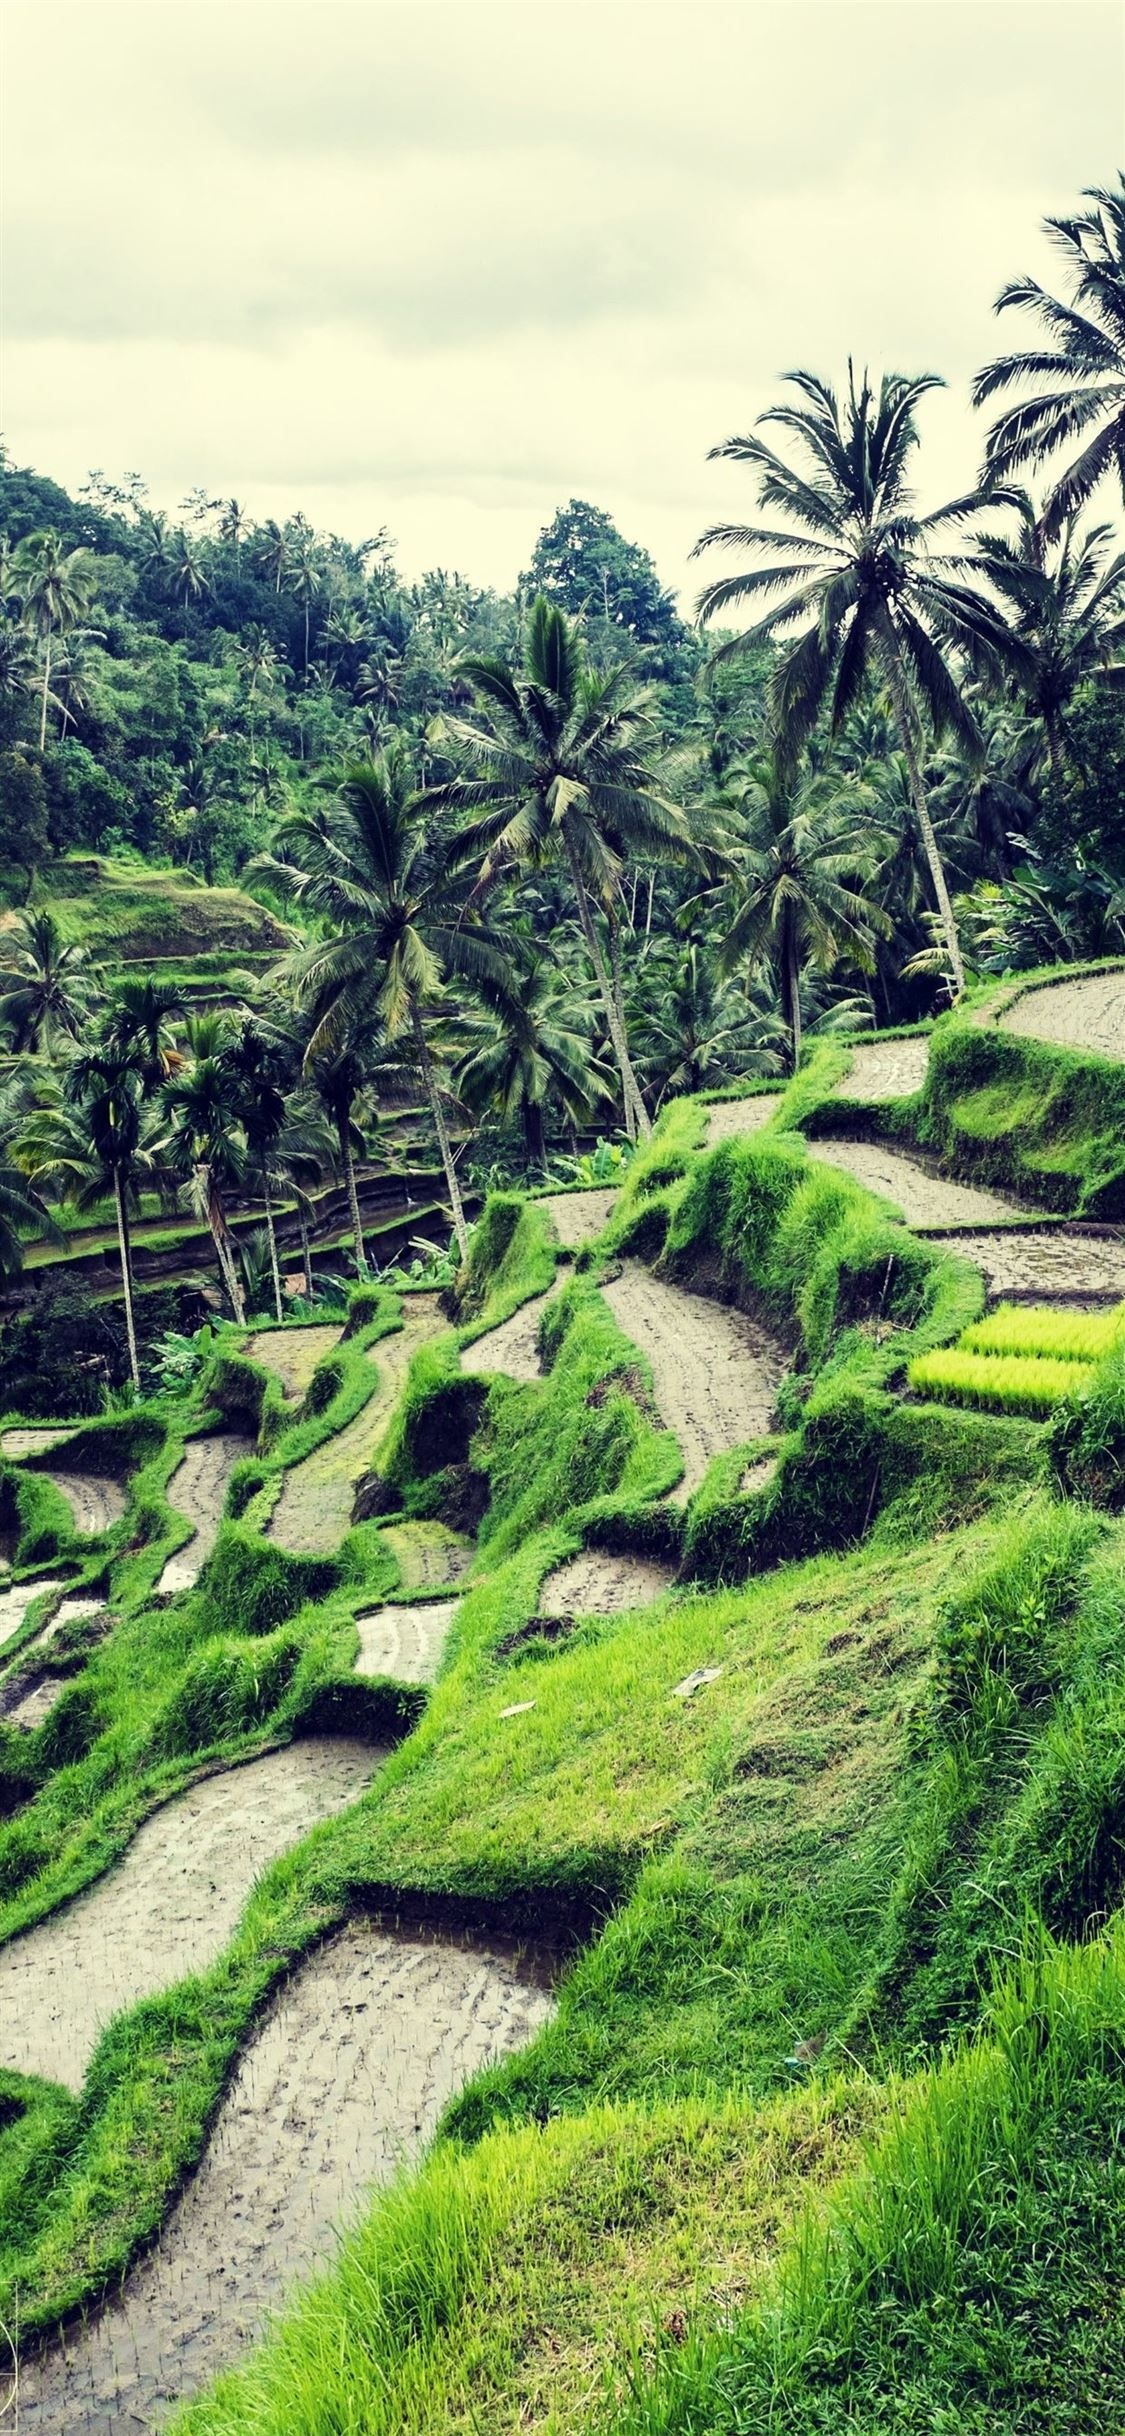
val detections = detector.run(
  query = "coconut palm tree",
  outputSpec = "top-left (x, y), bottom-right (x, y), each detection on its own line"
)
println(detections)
top-left (694, 368), bottom-right (1014, 998)
top-left (255, 741), bottom-right (509, 1258)
top-left (218, 498), bottom-right (250, 572)
top-left (301, 1012), bottom-right (384, 1275)
top-left (104, 974), bottom-right (185, 1089)
top-left (254, 519), bottom-right (290, 597)
top-left (633, 938), bottom-right (787, 1104)
top-left (432, 598), bottom-right (689, 1140)
top-left (0, 910), bottom-right (97, 1054)
top-left (20, 1049), bottom-right (160, 1389)
top-left (973, 178), bottom-right (1125, 536)
top-left (162, 1027), bottom-right (248, 1321)
top-left (223, 1021), bottom-right (290, 1321)
top-left (16, 531), bottom-right (99, 749)
top-left (709, 750), bottom-right (890, 1072)
top-left (456, 952), bottom-right (611, 1170)
top-left (169, 530), bottom-right (210, 631)
top-left (969, 492), bottom-right (1125, 789)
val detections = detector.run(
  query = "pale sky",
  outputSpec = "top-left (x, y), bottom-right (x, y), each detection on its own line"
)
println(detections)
top-left (2, 1), bottom-right (1122, 604)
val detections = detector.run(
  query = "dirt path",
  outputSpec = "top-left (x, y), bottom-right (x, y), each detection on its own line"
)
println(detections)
top-left (541, 1189), bottom-right (617, 1246)
top-left (381, 1520), bottom-right (474, 1591)
top-left (244, 1323), bottom-right (342, 1401)
top-left (466, 1283), bottom-right (560, 1385)
top-left (0, 1739), bottom-right (381, 2091)
top-left (999, 970), bottom-right (1125, 1063)
top-left (806, 1139), bottom-right (1027, 1228)
top-left (836, 1036), bottom-right (930, 1100)
top-left (705, 1096), bottom-right (781, 1146)
top-left (0, 1578), bottom-right (65, 1657)
top-left (355, 1599), bottom-right (459, 1683)
top-left (157, 1432), bottom-right (256, 1595)
top-left (928, 1226), bottom-right (1125, 1305)
top-left (268, 1296), bottom-right (443, 1555)
top-left (539, 1551), bottom-right (676, 1617)
top-left (37, 1470), bottom-right (127, 1536)
top-left (600, 1263), bottom-right (786, 1498)
top-left (10, 1920), bottom-right (554, 2434)
top-left (0, 1426), bottom-right (75, 1459)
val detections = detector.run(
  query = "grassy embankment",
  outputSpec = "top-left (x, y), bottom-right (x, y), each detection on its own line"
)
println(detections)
top-left (1, 998), bottom-right (1124, 2428)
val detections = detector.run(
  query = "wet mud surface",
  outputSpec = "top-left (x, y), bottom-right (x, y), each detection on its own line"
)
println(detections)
top-left (10, 1919), bottom-right (555, 2433)
top-left (705, 1096), bottom-right (782, 1145)
top-left (836, 1037), bottom-right (930, 1100)
top-left (466, 1284), bottom-right (559, 1384)
top-left (381, 1519), bottom-right (474, 1591)
top-left (600, 1262), bottom-right (786, 1498)
top-left (244, 1324), bottom-right (342, 1402)
top-left (0, 1739), bottom-right (381, 2091)
top-left (928, 1226), bottom-right (1125, 1305)
top-left (999, 970), bottom-right (1125, 1063)
top-left (268, 1296), bottom-right (443, 1555)
top-left (38, 1470), bottom-right (127, 1536)
top-left (354, 1598), bottom-right (460, 1683)
top-left (807, 1138), bottom-right (1028, 1228)
top-left (157, 1432), bottom-right (256, 1594)
top-left (539, 1550), bottom-right (676, 1616)
top-left (0, 1426), bottom-right (76, 1459)
top-left (540, 1189), bottom-right (617, 1246)
top-left (0, 1577), bottom-right (65, 1657)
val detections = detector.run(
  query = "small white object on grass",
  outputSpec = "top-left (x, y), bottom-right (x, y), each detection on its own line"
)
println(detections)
top-left (671, 1667), bottom-right (724, 1700)
top-left (498, 1700), bottom-right (537, 1719)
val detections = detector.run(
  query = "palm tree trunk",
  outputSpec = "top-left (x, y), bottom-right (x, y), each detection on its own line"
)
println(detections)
top-left (262, 1174), bottom-right (284, 1323)
top-left (410, 1001), bottom-right (470, 1261)
top-left (785, 917), bottom-right (803, 1074)
top-left (39, 636), bottom-right (52, 752)
top-left (198, 1164), bottom-right (246, 1323)
top-left (298, 1208), bottom-right (314, 1300)
top-left (337, 1116), bottom-right (367, 1275)
top-left (113, 1168), bottom-right (141, 1391)
top-left (1045, 717), bottom-right (1066, 799)
top-left (562, 832), bottom-right (651, 1141)
top-left (880, 632), bottom-right (966, 1000)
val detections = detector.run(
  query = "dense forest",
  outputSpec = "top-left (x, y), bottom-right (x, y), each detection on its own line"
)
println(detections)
top-left (0, 173), bottom-right (1122, 1384)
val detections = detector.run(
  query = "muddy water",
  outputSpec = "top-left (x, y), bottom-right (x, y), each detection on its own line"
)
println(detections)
top-left (705, 1095), bottom-right (782, 1145)
top-left (157, 1431), bottom-right (256, 1595)
top-left (601, 1262), bottom-right (786, 1499)
top-left (928, 1226), bottom-right (1125, 1305)
top-left (836, 1036), bottom-right (930, 1100)
top-left (10, 1920), bottom-right (555, 2433)
top-left (539, 1550), bottom-right (676, 1616)
top-left (1000, 970), bottom-right (1125, 1064)
top-left (268, 1296), bottom-right (443, 1555)
top-left (355, 1598), bottom-right (459, 1683)
top-left (0, 1739), bottom-right (381, 2091)
top-left (806, 1139), bottom-right (1027, 1228)
top-left (540, 1189), bottom-right (617, 1246)
top-left (244, 1323), bottom-right (342, 1401)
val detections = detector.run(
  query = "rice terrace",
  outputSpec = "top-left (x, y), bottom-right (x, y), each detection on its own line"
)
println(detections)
top-left (2, 27), bottom-right (1125, 2426)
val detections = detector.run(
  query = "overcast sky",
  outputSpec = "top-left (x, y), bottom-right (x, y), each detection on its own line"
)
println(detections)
top-left (2, 1), bottom-right (1122, 604)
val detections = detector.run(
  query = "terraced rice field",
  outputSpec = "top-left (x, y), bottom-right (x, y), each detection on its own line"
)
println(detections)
top-left (268, 1296), bottom-right (443, 1554)
top-left (157, 1430), bottom-right (255, 1593)
top-left (836, 1035), bottom-right (930, 1100)
top-left (600, 1262), bottom-right (786, 1498)
top-left (539, 1549), bottom-right (676, 1616)
top-left (11, 1921), bottom-right (555, 2432)
top-left (807, 1139), bottom-right (1027, 1228)
top-left (705, 1095), bottom-right (782, 1145)
top-left (999, 968), bottom-right (1125, 1063)
top-left (244, 1322), bottom-right (342, 1401)
top-left (354, 1598), bottom-right (460, 1682)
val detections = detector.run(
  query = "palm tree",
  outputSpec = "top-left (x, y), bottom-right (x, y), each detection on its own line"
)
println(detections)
top-left (303, 1014), bottom-right (383, 1276)
top-left (0, 910), bottom-right (97, 1054)
top-left (694, 368), bottom-right (1014, 998)
top-left (456, 952), bottom-right (611, 1169)
top-left (710, 750), bottom-right (890, 1072)
top-left (223, 1021), bottom-right (290, 1321)
top-left (290, 525), bottom-right (321, 679)
top-left (255, 742), bottom-right (509, 1258)
top-left (233, 627), bottom-right (282, 751)
top-left (433, 599), bottom-right (689, 1140)
top-left (16, 531), bottom-right (99, 749)
top-left (254, 519), bottom-right (290, 597)
top-left (162, 1024), bottom-right (248, 1321)
top-left (970, 492), bottom-right (1125, 789)
top-left (169, 530), bottom-right (210, 631)
top-left (20, 1050), bottom-right (159, 1389)
top-left (634, 938), bottom-right (786, 1104)
top-left (218, 498), bottom-right (249, 572)
top-left (105, 975), bottom-right (185, 1090)
top-left (973, 178), bottom-right (1125, 535)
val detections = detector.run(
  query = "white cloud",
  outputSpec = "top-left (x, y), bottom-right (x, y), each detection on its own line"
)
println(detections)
top-left (2, 0), bottom-right (1121, 598)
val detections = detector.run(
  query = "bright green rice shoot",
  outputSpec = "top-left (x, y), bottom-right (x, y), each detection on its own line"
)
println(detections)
top-left (959, 1301), bottom-right (1125, 1365)
top-left (908, 1348), bottom-right (1093, 1417)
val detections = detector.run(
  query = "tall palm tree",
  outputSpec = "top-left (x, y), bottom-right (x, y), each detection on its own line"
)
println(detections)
top-left (694, 368), bottom-right (1013, 997)
top-left (104, 974), bottom-right (185, 1089)
top-left (633, 938), bottom-right (787, 1104)
top-left (973, 178), bottom-right (1125, 535)
top-left (169, 530), bottom-right (210, 631)
top-left (254, 519), bottom-right (290, 597)
top-left (0, 910), bottom-right (97, 1054)
top-left (162, 1030), bottom-right (248, 1321)
top-left (456, 952), bottom-right (611, 1170)
top-left (709, 750), bottom-right (890, 1072)
top-left (433, 598), bottom-right (689, 1140)
top-left (20, 1050), bottom-right (159, 1389)
top-left (218, 498), bottom-right (249, 572)
top-left (255, 742), bottom-right (509, 1258)
top-left (16, 531), bottom-right (99, 749)
top-left (223, 1021), bottom-right (290, 1321)
top-left (302, 1013), bottom-right (383, 1275)
top-left (970, 492), bottom-right (1125, 789)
